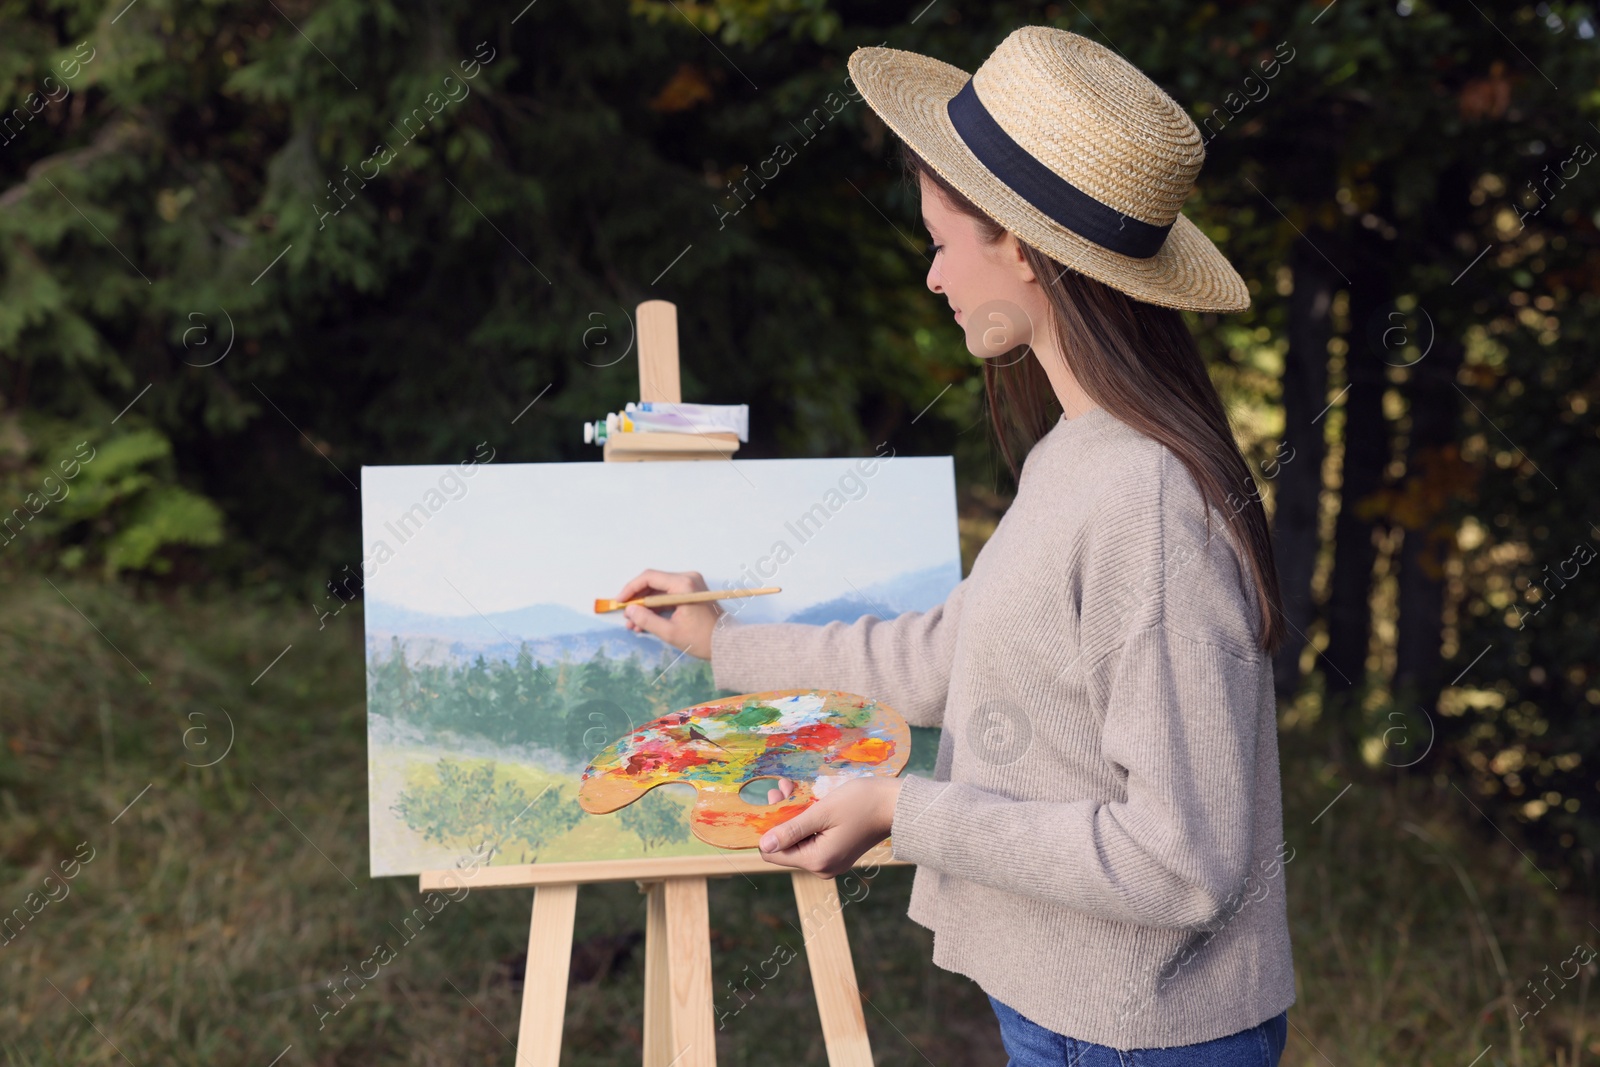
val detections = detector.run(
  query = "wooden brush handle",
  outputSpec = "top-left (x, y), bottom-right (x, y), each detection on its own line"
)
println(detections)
top-left (635, 587), bottom-right (779, 608)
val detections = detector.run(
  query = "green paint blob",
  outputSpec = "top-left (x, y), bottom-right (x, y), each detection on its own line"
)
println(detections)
top-left (728, 703), bottom-right (783, 728)
top-left (836, 704), bottom-right (874, 728)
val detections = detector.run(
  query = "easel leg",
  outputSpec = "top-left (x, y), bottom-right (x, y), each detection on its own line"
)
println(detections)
top-left (643, 877), bottom-right (716, 1067)
top-left (517, 883), bottom-right (578, 1066)
top-left (643, 881), bottom-right (671, 1067)
top-left (792, 872), bottom-right (874, 1067)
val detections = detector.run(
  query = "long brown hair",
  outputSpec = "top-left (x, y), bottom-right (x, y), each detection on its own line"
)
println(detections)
top-left (901, 143), bottom-right (1285, 654)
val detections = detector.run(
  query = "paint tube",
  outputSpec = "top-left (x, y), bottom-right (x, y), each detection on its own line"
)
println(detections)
top-left (582, 403), bottom-right (749, 444)
top-left (583, 415), bottom-right (625, 444)
top-left (624, 402), bottom-right (749, 442)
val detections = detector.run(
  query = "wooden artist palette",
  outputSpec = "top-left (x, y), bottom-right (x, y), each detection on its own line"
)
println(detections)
top-left (576, 689), bottom-right (910, 850)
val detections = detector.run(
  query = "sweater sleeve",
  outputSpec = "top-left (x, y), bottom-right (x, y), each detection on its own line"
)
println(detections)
top-left (887, 628), bottom-right (1264, 930)
top-left (887, 449), bottom-right (1268, 930)
top-left (707, 576), bottom-right (973, 729)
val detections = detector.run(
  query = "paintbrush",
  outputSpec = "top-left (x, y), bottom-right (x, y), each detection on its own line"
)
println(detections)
top-left (593, 586), bottom-right (781, 614)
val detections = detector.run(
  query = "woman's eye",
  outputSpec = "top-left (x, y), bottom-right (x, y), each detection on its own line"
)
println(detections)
top-left (925, 242), bottom-right (942, 258)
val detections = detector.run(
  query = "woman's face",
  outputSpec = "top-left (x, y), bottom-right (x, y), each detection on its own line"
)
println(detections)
top-left (919, 172), bottom-right (1045, 361)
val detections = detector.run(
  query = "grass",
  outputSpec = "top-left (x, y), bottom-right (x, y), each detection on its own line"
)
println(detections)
top-left (1, 570), bottom-right (1596, 1066)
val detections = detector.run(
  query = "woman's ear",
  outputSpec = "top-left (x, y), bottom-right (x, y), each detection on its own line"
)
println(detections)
top-left (1005, 233), bottom-right (1039, 284)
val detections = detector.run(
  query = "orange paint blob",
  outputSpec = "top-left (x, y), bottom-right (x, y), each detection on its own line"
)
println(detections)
top-left (838, 736), bottom-right (893, 763)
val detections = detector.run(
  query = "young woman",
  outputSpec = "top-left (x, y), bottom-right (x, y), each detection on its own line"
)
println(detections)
top-left (617, 26), bottom-right (1295, 1067)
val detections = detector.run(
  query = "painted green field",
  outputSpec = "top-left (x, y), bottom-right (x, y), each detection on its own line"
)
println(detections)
top-left (383, 745), bottom-right (723, 865)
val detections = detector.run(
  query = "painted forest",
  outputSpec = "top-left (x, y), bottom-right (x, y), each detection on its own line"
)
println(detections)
top-left (368, 639), bottom-right (721, 761)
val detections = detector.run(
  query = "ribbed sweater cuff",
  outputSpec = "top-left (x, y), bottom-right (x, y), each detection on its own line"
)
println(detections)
top-left (888, 773), bottom-right (949, 864)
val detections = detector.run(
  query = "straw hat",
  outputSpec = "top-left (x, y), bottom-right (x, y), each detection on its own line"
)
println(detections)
top-left (847, 27), bottom-right (1250, 314)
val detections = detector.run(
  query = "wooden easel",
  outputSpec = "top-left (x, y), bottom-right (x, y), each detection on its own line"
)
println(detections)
top-left (418, 299), bottom-right (908, 1066)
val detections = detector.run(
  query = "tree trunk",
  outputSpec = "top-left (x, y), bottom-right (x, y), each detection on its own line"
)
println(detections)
top-left (1393, 157), bottom-right (1475, 762)
top-left (1394, 335), bottom-right (1466, 720)
top-left (1271, 236), bottom-right (1338, 701)
top-left (1322, 230), bottom-right (1393, 764)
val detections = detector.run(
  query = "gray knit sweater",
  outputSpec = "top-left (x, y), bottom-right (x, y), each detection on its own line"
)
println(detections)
top-left (708, 406), bottom-right (1297, 1048)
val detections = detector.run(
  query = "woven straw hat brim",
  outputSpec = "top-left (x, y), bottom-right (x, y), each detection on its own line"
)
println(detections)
top-left (847, 46), bottom-right (1251, 315)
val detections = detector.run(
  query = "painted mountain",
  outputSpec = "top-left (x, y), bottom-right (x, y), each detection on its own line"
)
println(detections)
top-left (363, 558), bottom-right (964, 667)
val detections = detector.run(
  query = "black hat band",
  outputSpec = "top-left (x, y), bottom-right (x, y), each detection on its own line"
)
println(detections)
top-left (946, 77), bottom-right (1173, 260)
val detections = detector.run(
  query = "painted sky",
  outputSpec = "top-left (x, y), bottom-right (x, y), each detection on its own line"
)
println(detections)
top-left (359, 454), bottom-right (960, 617)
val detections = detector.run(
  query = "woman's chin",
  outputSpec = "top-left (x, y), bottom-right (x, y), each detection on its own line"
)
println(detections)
top-left (968, 343), bottom-right (1030, 365)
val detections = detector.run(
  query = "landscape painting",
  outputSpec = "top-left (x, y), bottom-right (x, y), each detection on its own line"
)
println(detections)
top-left (361, 451), bottom-right (961, 877)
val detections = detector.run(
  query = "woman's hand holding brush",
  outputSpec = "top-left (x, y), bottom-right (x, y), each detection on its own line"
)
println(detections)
top-left (615, 569), bottom-right (726, 661)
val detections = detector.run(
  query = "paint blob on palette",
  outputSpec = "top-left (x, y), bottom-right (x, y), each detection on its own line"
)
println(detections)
top-left (577, 689), bottom-right (910, 849)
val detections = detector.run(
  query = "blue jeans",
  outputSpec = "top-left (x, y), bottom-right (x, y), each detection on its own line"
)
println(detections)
top-left (988, 995), bottom-right (1288, 1067)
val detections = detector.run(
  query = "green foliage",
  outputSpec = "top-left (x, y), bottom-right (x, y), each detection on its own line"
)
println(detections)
top-left (618, 786), bottom-right (692, 851)
top-left (629, 0), bottom-right (842, 46)
top-left (393, 756), bottom-right (584, 864)
top-left (53, 429), bottom-right (225, 578)
top-left (0, 413), bottom-right (224, 578)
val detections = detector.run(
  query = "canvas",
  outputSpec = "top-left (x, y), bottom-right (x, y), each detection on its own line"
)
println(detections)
top-left (360, 450), bottom-right (961, 877)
